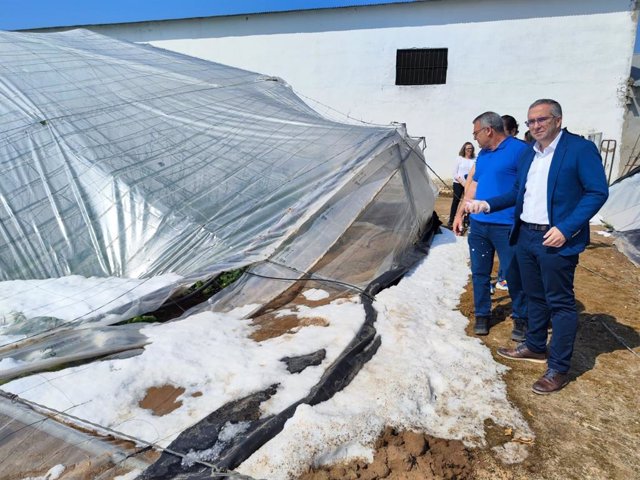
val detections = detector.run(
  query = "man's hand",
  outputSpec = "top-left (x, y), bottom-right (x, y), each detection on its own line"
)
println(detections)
top-left (452, 214), bottom-right (465, 236)
top-left (542, 227), bottom-right (566, 247)
top-left (464, 200), bottom-right (490, 214)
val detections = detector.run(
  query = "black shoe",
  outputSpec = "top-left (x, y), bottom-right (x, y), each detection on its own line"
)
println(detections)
top-left (474, 316), bottom-right (490, 336)
top-left (511, 318), bottom-right (527, 342)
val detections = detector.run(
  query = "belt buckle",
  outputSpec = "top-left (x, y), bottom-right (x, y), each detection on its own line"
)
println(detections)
top-left (525, 222), bottom-right (547, 231)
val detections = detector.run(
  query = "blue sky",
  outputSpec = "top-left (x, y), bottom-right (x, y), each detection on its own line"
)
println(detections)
top-left (0, 0), bottom-right (416, 30)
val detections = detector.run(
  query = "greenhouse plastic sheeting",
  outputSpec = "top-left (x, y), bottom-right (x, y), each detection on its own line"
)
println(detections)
top-left (599, 166), bottom-right (640, 265)
top-left (0, 29), bottom-right (439, 478)
top-left (0, 324), bottom-right (149, 382)
top-left (200, 140), bottom-right (435, 315)
top-left (0, 29), bottom-right (429, 280)
top-left (0, 27), bottom-right (435, 373)
top-left (0, 392), bottom-right (153, 478)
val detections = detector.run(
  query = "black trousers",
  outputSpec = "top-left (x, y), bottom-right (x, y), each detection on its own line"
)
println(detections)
top-left (448, 182), bottom-right (465, 226)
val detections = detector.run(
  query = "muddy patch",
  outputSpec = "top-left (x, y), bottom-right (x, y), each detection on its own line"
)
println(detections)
top-left (300, 427), bottom-right (474, 480)
top-left (250, 313), bottom-right (329, 341)
top-left (139, 384), bottom-right (186, 416)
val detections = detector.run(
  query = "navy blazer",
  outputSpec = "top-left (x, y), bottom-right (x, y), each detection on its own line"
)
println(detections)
top-left (487, 129), bottom-right (609, 256)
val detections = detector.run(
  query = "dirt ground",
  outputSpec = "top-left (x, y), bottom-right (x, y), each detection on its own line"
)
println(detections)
top-left (302, 194), bottom-right (640, 480)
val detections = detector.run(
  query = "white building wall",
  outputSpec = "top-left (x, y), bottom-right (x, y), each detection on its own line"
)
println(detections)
top-left (84, 0), bottom-right (637, 179)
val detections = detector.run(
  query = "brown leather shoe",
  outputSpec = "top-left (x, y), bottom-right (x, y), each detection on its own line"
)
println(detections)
top-left (497, 342), bottom-right (546, 363)
top-left (532, 369), bottom-right (569, 395)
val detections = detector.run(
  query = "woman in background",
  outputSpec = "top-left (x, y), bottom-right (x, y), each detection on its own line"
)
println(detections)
top-left (448, 142), bottom-right (475, 228)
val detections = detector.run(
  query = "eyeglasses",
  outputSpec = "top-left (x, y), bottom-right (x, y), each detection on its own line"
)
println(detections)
top-left (465, 146), bottom-right (474, 150)
top-left (472, 127), bottom-right (488, 138)
top-left (525, 116), bottom-right (554, 127)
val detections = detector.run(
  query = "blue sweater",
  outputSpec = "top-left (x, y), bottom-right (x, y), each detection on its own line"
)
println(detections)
top-left (471, 136), bottom-right (529, 225)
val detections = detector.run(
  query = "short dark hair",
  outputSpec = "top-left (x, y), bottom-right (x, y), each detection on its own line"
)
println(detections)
top-left (501, 115), bottom-right (519, 136)
top-left (529, 99), bottom-right (562, 118)
top-left (473, 111), bottom-right (504, 133)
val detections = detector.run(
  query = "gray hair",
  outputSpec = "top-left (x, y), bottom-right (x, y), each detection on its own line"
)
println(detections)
top-left (529, 98), bottom-right (562, 118)
top-left (473, 111), bottom-right (505, 133)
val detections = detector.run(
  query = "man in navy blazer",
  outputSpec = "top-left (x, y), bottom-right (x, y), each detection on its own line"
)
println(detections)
top-left (466, 99), bottom-right (609, 394)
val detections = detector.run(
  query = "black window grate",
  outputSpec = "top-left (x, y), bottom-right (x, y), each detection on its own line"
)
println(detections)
top-left (396, 48), bottom-right (448, 85)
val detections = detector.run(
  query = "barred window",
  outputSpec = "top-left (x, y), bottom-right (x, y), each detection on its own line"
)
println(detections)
top-left (396, 48), bottom-right (448, 85)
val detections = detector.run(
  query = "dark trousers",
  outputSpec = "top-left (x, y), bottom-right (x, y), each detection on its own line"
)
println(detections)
top-left (517, 227), bottom-right (579, 373)
top-left (448, 182), bottom-right (465, 226)
top-left (468, 219), bottom-right (527, 319)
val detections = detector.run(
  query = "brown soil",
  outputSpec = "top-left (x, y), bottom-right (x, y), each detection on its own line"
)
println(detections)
top-left (250, 282), bottom-right (349, 341)
top-left (251, 313), bottom-right (330, 341)
top-left (139, 384), bottom-right (186, 416)
top-left (299, 427), bottom-right (474, 480)
top-left (302, 194), bottom-right (640, 480)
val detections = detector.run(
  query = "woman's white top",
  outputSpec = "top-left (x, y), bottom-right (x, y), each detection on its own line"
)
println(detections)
top-left (453, 156), bottom-right (475, 184)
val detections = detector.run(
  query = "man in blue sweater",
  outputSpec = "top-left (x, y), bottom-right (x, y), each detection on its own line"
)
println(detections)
top-left (454, 111), bottom-right (528, 339)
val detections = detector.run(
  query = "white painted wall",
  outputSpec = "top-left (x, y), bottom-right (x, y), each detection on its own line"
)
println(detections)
top-left (79, 0), bottom-right (637, 179)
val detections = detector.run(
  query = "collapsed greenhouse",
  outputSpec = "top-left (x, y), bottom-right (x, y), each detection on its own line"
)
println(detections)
top-left (0, 29), bottom-right (439, 478)
top-left (598, 165), bottom-right (640, 266)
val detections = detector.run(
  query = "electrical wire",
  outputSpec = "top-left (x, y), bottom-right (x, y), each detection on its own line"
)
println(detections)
top-left (577, 262), bottom-right (637, 287)
top-left (289, 89), bottom-right (453, 193)
top-left (404, 135), bottom-right (452, 190)
top-left (252, 260), bottom-right (376, 301)
top-left (598, 318), bottom-right (640, 358)
top-left (576, 263), bottom-right (639, 358)
top-left (290, 87), bottom-right (393, 128)
top-left (0, 399), bottom-right (91, 466)
top-left (246, 270), bottom-right (374, 302)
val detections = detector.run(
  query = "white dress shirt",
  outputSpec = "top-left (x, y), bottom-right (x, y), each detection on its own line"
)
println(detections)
top-left (521, 130), bottom-right (563, 225)
top-left (453, 156), bottom-right (475, 184)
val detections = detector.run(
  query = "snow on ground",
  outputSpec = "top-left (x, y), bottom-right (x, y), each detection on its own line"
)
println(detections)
top-left (302, 288), bottom-right (331, 301)
top-left (2, 229), bottom-right (530, 479)
top-left (3, 297), bottom-right (366, 448)
top-left (238, 230), bottom-right (531, 479)
top-left (0, 274), bottom-right (182, 344)
top-left (21, 464), bottom-right (65, 480)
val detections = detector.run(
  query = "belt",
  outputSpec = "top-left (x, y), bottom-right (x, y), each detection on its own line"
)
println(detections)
top-left (522, 221), bottom-right (549, 231)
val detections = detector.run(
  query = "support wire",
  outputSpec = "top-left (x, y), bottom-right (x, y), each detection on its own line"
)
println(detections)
top-left (0, 390), bottom-right (264, 480)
